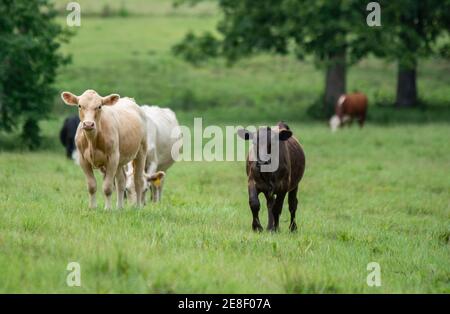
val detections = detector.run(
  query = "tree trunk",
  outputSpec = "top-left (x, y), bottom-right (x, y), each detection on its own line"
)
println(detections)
top-left (324, 51), bottom-right (346, 115)
top-left (396, 63), bottom-right (418, 107)
top-left (21, 118), bottom-right (41, 150)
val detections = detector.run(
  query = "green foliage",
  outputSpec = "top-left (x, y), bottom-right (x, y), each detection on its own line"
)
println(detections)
top-left (173, 0), bottom-right (383, 66)
top-left (174, 0), bottom-right (450, 67)
top-left (173, 31), bottom-right (220, 64)
top-left (118, 1), bottom-right (130, 17)
top-left (0, 0), bottom-right (70, 149)
top-left (377, 0), bottom-right (450, 69)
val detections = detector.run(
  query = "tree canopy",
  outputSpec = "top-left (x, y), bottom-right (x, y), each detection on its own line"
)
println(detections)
top-left (0, 0), bottom-right (70, 148)
top-left (174, 0), bottom-right (450, 111)
top-left (377, 0), bottom-right (450, 106)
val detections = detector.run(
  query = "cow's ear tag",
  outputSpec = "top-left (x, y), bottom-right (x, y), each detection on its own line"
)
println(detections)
top-left (152, 178), bottom-right (161, 187)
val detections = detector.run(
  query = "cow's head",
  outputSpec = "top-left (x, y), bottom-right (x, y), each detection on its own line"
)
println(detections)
top-left (329, 115), bottom-right (341, 132)
top-left (61, 90), bottom-right (120, 134)
top-left (237, 125), bottom-right (292, 169)
top-left (124, 164), bottom-right (166, 203)
top-left (147, 171), bottom-right (166, 190)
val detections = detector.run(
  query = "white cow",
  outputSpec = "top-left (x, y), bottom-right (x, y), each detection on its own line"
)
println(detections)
top-left (125, 105), bottom-right (182, 204)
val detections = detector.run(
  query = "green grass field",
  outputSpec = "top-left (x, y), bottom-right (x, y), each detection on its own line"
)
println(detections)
top-left (0, 123), bottom-right (449, 293)
top-left (0, 2), bottom-right (449, 293)
top-left (52, 0), bottom-right (217, 17)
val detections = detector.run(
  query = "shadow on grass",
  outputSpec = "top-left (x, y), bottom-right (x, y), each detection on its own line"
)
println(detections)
top-left (368, 104), bottom-right (450, 125)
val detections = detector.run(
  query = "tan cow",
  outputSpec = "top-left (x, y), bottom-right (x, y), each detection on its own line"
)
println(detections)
top-left (61, 90), bottom-right (148, 209)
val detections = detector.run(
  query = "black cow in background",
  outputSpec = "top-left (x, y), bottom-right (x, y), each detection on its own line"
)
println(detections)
top-left (59, 115), bottom-right (80, 161)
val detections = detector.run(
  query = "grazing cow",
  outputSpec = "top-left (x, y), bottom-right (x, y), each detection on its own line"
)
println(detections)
top-left (238, 122), bottom-right (306, 232)
top-left (329, 92), bottom-right (368, 132)
top-left (61, 90), bottom-right (148, 210)
top-left (125, 105), bottom-right (181, 204)
top-left (59, 115), bottom-right (80, 162)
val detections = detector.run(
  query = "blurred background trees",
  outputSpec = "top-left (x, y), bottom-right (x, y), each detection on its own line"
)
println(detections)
top-left (380, 0), bottom-right (450, 107)
top-left (1, 0), bottom-right (449, 150)
top-left (174, 0), bottom-right (450, 113)
top-left (0, 0), bottom-right (70, 149)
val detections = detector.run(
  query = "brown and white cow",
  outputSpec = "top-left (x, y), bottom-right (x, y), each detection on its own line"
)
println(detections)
top-left (61, 90), bottom-right (148, 210)
top-left (329, 92), bottom-right (368, 132)
top-left (238, 122), bottom-right (306, 232)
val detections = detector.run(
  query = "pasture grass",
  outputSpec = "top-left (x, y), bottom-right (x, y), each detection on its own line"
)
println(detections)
top-left (0, 5), bottom-right (449, 293)
top-left (52, 0), bottom-right (217, 17)
top-left (0, 123), bottom-right (449, 293)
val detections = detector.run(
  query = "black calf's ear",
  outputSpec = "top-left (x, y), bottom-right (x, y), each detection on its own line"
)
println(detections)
top-left (277, 121), bottom-right (290, 130)
top-left (279, 129), bottom-right (292, 141)
top-left (237, 129), bottom-right (253, 140)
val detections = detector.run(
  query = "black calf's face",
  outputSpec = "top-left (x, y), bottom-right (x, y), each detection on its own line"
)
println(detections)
top-left (238, 127), bottom-right (292, 166)
top-left (254, 127), bottom-right (274, 166)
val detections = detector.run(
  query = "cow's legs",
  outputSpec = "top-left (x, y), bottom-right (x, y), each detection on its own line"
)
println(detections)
top-left (264, 192), bottom-right (275, 231)
top-left (79, 157), bottom-right (97, 209)
top-left (147, 161), bottom-right (159, 203)
top-left (271, 192), bottom-right (286, 232)
top-left (132, 150), bottom-right (146, 208)
top-left (151, 183), bottom-right (162, 203)
top-left (103, 156), bottom-right (119, 210)
top-left (147, 159), bottom-right (158, 178)
top-left (115, 166), bottom-right (126, 209)
top-left (147, 172), bottom-right (165, 203)
top-left (154, 175), bottom-right (165, 203)
top-left (288, 187), bottom-right (299, 232)
top-left (358, 112), bottom-right (366, 128)
top-left (249, 182), bottom-right (262, 232)
top-left (157, 180), bottom-right (164, 202)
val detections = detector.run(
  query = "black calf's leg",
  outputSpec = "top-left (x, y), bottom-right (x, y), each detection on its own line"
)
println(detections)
top-left (288, 187), bottom-right (299, 232)
top-left (249, 184), bottom-right (262, 232)
top-left (270, 192), bottom-right (286, 232)
top-left (264, 192), bottom-right (275, 231)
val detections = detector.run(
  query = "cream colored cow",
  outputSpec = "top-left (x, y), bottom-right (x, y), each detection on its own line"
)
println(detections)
top-left (61, 90), bottom-right (148, 210)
